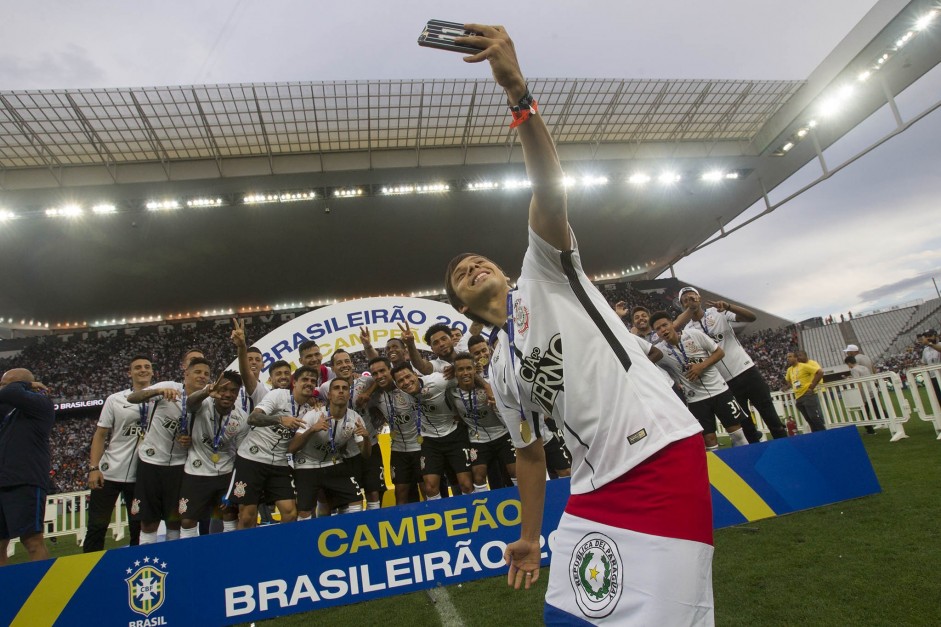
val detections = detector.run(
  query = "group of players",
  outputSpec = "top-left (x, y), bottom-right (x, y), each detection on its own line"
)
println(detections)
top-left (82, 320), bottom-right (575, 548)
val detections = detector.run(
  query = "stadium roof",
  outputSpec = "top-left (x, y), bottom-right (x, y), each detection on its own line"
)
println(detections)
top-left (1, 0), bottom-right (939, 328)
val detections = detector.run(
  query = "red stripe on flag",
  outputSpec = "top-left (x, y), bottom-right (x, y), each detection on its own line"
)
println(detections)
top-left (564, 435), bottom-right (713, 545)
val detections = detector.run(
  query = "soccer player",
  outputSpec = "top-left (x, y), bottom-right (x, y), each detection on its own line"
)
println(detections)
top-left (467, 334), bottom-right (492, 379)
top-left (289, 378), bottom-right (369, 517)
top-left (391, 364), bottom-right (474, 498)
top-left (83, 355), bottom-right (153, 552)
top-left (674, 287), bottom-right (788, 442)
top-left (127, 356), bottom-right (212, 544)
top-left (228, 366), bottom-right (319, 529)
top-left (616, 303), bottom-right (659, 344)
top-left (450, 353), bottom-right (516, 491)
top-left (404, 322), bottom-right (458, 375)
top-left (444, 25), bottom-right (711, 623)
top-left (266, 360), bottom-right (293, 391)
top-left (651, 311), bottom-right (750, 450)
top-left (365, 357), bottom-right (423, 505)
top-left (319, 349), bottom-right (382, 511)
top-left (178, 371), bottom-right (250, 537)
top-left (298, 341), bottom-right (334, 387)
top-left (231, 318), bottom-right (270, 411)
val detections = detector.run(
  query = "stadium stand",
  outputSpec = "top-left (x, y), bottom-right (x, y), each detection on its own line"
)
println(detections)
top-left (883, 298), bottom-right (941, 357)
top-left (849, 308), bottom-right (918, 362)
top-left (799, 323), bottom-right (848, 369)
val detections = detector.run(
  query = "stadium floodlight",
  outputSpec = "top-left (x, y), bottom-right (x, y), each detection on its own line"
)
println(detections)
top-left (467, 181), bottom-right (499, 191)
top-left (562, 176), bottom-right (577, 188)
top-left (92, 204), bottom-right (116, 214)
top-left (46, 204), bottom-right (84, 218)
top-left (0, 209), bottom-right (16, 221)
top-left (797, 128), bottom-right (808, 138)
top-left (658, 172), bottom-right (681, 184)
top-left (333, 188), bottom-right (363, 198)
top-left (782, 142), bottom-right (795, 152)
top-left (725, 172), bottom-right (739, 180)
top-left (701, 170), bottom-right (724, 182)
top-left (581, 175), bottom-right (609, 186)
top-left (186, 198), bottom-right (224, 208)
top-left (146, 200), bottom-right (181, 211)
top-left (857, 70), bottom-right (871, 82)
top-left (628, 173), bottom-right (651, 185)
top-left (915, 10), bottom-right (937, 31)
top-left (503, 178), bottom-right (532, 190)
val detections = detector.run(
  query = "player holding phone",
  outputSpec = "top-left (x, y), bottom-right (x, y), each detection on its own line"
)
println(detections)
top-left (440, 24), bottom-right (714, 625)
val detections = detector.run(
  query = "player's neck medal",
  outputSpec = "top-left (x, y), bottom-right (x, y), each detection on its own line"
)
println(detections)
top-left (211, 452), bottom-right (220, 464)
top-left (520, 421), bottom-right (532, 441)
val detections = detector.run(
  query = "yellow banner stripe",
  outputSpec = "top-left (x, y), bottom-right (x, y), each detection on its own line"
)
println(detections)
top-left (707, 453), bottom-right (776, 521)
top-left (12, 551), bottom-right (104, 627)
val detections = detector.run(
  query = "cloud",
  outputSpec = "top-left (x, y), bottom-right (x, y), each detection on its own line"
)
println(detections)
top-left (858, 269), bottom-right (941, 302)
top-left (0, 45), bottom-right (105, 89)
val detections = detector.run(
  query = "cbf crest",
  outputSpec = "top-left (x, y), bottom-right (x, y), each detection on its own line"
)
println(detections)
top-left (125, 557), bottom-right (169, 617)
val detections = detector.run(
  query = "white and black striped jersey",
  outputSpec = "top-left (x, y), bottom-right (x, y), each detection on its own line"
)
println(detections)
top-left (293, 408), bottom-right (366, 468)
top-left (449, 386), bottom-right (508, 444)
top-left (682, 308), bottom-right (754, 380)
top-left (137, 381), bottom-right (189, 467)
top-left (237, 389), bottom-right (315, 467)
top-left (489, 227), bottom-right (701, 495)
top-left (368, 387), bottom-right (421, 453)
top-left (185, 398), bottom-right (250, 476)
top-left (97, 390), bottom-right (145, 483)
top-left (655, 329), bottom-right (729, 401)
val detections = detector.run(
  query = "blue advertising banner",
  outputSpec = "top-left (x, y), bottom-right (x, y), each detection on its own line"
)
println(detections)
top-left (0, 427), bottom-right (880, 626)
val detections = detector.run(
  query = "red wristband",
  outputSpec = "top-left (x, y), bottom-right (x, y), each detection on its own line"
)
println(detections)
top-left (509, 99), bottom-right (538, 129)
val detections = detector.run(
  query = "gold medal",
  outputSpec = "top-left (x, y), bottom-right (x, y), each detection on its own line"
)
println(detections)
top-left (520, 421), bottom-right (532, 442)
top-left (211, 452), bottom-right (220, 464)
top-left (417, 435), bottom-right (424, 445)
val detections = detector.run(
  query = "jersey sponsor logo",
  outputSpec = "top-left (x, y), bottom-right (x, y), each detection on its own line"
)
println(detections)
top-left (269, 424), bottom-right (295, 438)
top-left (513, 298), bottom-right (530, 336)
top-left (122, 425), bottom-right (145, 438)
top-left (178, 498), bottom-right (189, 514)
top-left (233, 481), bottom-right (247, 498)
top-left (161, 418), bottom-right (181, 432)
top-left (626, 428), bottom-right (647, 445)
top-left (125, 558), bottom-right (169, 618)
top-left (518, 333), bottom-right (564, 414)
top-left (570, 532), bottom-right (623, 619)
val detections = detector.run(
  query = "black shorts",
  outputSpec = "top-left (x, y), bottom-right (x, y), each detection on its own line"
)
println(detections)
top-left (133, 461), bottom-right (184, 523)
top-left (390, 450), bottom-right (422, 486)
top-left (470, 434), bottom-right (516, 469)
top-left (0, 484), bottom-right (46, 540)
top-left (420, 428), bottom-right (473, 478)
top-left (294, 463), bottom-right (362, 510)
top-left (178, 473), bottom-right (233, 520)
top-left (346, 443), bottom-right (385, 494)
top-left (544, 435), bottom-right (572, 472)
top-left (228, 456), bottom-right (295, 506)
top-left (688, 389), bottom-right (743, 434)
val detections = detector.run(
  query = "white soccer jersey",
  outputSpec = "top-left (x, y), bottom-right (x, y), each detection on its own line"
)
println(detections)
top-left (97, 390), bottom-right (145, 483)
top-left (185, 398), bottom-right (250, 476)
top-left (236, 381), bottom-right (269, 414)
top-left (137, 381), bottom-right (189, 467)
top-left (237, 389), bottom-right (315, 467)
top-left (409, 373), bottom-right (459, 438)
top-left (655, 330), bottom-right (729, 402)
top-left (489, 227), bottom-right (701, 495)
top-left (429, 357), bottom-right (452, 375)
top-left (449, 386), bottom-right (508, 443)
top-left (682, 308), bottom-right (754, 380)
top-left (923, 346), bottom-right (941, 365)
top-left (293, 408), bottom-right (366, 468)
top-left (368, 387), bottom-right (421, 453)
top-left (318, 376), bottom-right (378, 445)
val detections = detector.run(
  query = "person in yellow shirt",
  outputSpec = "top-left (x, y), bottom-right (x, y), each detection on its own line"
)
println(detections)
top-left (785, 351), bottom-right (827, 432)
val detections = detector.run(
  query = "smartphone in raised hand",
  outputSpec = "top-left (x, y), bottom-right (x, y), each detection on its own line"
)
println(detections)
top-left (417, 20), bottom-right (481, 54)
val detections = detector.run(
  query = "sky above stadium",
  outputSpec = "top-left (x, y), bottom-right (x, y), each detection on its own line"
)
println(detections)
top-left (2, 0), bottom-right (939, 322)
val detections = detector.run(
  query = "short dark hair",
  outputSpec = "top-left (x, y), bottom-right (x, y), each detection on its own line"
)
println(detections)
top-left (649, 311), bottom-right (672, 327)
top-left (182, 348), bottom-right (204, 360)
top-left (424, 323), bottom-right (453, 346)
top-left (247, 346), bottom-right (263, 355)
top-left (220, 370), bottom-right (243, 388)
top-left (391, 363), bottom-right (414, 380)
top-left (269, 359), bottom-right (290, 372)
top-left (467, 334), bottom-right (487, 349)
top-left (328, 377), bottom-right (350, 392)
top-left (129, 354), bottom-right (152, 366)
top-left (293, 365), bottom-right (319, 381)
top-left (844, 356), bottom-right (857, 365)
top-left (186, 356), bottom-right (211, 370)
top-left (386, 337), bottom-right (406, 348)
top-left (631, 306), bottom-right (649, 318)
top-left (298, 340), bottom-right (319, 354)
top-left (331, 349), bottom-right (351, 366)
top-left (453, 351), bottom-right (474, 364)
top-left (368, 356), bottom-right (392, 370)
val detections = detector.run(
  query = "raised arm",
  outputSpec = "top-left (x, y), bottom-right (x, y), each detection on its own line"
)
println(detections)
top-left (359, 327), bottom-right (380, 362)
top-left (460, 25), bottom-right (568, 251)
top-left (127, 386), bottom-right (179, 404)
top-left (398, 322), bottom-right (433, 375)
top-left (0, 380), bottom-right (54, 415)
top-left (710, 300), bottom-right (757, 323)
top-left (231, 318), bottom-right (260, 395)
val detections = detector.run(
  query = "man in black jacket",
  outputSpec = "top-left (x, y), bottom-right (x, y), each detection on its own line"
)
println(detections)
top-left (0, 368), bottom-right (55, 565)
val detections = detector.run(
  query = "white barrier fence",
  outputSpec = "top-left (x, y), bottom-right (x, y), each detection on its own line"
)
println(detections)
top-left (5, 491), bottom-right (128, 558)
top-left (903, 364), bottom-right (941, 439)
top-left (721, 371), bottom-right (912, 442)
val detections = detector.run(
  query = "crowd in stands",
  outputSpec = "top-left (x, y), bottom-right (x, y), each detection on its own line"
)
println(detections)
top-left (48, 418), bottom-right (97, 494)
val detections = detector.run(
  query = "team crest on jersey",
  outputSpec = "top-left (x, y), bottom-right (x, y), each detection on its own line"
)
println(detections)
top-left (101, 462), bottom-right (110, 471)
top-left (295, 457), bottom-right (306, 464)
top-left (130, 499), bottom-right (141, 515)
top-left (225, 419), bottom-right (241, 435)
top-left (518, 333), bottom-right (564, 414)
top-left (193, 460), bottom-right (202, 468)
top-left (145, 448), bottom-right (156, 457)
top-left (125, 558), bottom-right (168, 617)
top-left (178, 498), bottom-right (189, 514)
top-left (233, 481), bottom-right (247, 498)
top-left (513, 298), bottom-right (530, 336)
top-left (570, 532), bottom-right (623, 619)
top-left (249, 445), bottom-right (260, 454)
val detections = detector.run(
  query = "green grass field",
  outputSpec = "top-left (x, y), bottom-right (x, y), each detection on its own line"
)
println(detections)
top-left (9, 403), bottom-right (940, 625)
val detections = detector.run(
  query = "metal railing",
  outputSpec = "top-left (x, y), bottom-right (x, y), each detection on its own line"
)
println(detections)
top-left (903, 364), bottom-right (941, 439)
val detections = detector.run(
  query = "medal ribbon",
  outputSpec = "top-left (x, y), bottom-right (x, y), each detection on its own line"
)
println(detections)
top-left (505, 290), bottom-right (531, 430)
top-left (138, 400), bottom-right (149, 432)
top-left (179, 387), bottom-right (188, 434)
top-left (458, 388), bottom-right (480, 435)
top-left (211, 406), bottom-right (233, 454)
